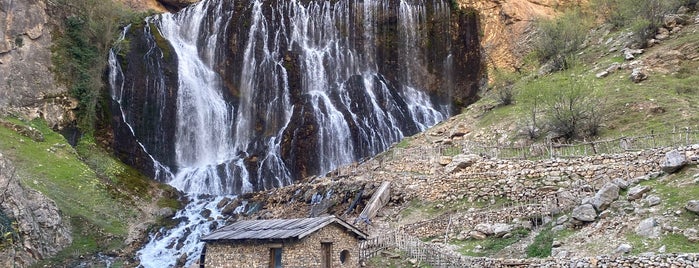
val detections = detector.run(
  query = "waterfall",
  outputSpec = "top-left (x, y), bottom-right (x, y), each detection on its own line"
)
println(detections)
top-left (107, 0), bottom-right (476, 266)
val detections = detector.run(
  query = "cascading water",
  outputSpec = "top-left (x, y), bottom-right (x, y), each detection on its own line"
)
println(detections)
top-left (108, 0), bottom-right (480, 266)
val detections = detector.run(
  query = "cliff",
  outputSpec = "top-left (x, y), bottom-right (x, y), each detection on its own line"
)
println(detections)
top-left (0, 0), bottom-right (76, 130)
top-left (461, 0), bottom-right (584, 70)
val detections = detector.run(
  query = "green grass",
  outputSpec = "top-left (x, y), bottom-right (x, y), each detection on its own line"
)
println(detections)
top-left (0, 117), bottom-right (174, 261)
top-left (0, 118), bottom-right (135, 235)
top-left (526, 227), bottom-right (554, 258)
top-left (453, 228), bottom-right (530, 257)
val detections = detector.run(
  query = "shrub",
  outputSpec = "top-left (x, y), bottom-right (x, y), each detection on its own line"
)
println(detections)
top-left (532, 9), bottom-right (591, 71)
top-left (543, 79), bottom-right (604, 140)
top-left (50, 0), bottom-right (151, 133)
top-left (592, 0), bottom-right (684, 47)
top-left (490, 70), bottom-right (518, 106)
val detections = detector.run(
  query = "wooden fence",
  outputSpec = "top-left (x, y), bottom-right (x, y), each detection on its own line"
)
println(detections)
top-left (374, 128), bottom-right (699, 163)
top-left (359, 231), bottom-right (474, 267)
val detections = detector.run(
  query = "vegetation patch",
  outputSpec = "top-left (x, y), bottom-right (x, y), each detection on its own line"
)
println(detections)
top-left (453, 228), bottom-right (530, 257)
top-left (526, 227), bottom-right (555, 258)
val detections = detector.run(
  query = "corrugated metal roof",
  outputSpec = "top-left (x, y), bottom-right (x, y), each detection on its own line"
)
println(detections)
top-left (201, 215), bottom-right (367, 242)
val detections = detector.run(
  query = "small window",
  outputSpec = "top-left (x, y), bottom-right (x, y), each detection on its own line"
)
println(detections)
top-left (340, 250), bottom-right (350, 264)
top-left (269, 247), bottom-right (282, 268)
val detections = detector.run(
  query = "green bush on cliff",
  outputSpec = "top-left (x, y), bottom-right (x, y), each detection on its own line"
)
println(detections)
top-left (532, 9), bottom-right (591, 71)
top-left (51, 0), bottom-right (152, 134)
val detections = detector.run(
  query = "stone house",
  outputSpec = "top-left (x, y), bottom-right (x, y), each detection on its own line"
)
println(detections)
top-left (200, 215), bottom-right (367, 268)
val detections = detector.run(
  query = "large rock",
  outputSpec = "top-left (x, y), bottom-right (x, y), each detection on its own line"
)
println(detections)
top-left (661, 150), bottom-right (687, 174)
top-left (444, 154), bottom-right (480, 173)
top-left (591, 183), bottom-right (620, 211)
top-left (635, 217), bottom-right (659, 238)
top-left (630, 68), bottom-right (648, 83)
top-left (474, 223), bottom-right (494, 235)
top-left (572, 204), bottom-right (597, 222)
top-left (492, 223), bottom-right (513, 237)
top-left (686, 200), bottom-right (699, 215)
top-left (0, 155), bottom-right (72, 267)
top-left (627, 185), bottom-right (651, 201)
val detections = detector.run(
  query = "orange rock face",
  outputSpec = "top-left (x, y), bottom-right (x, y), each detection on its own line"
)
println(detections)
top-left (113, 0), bottom-right (168, 13)
top-left (461, 0), bottom-right (585, 70)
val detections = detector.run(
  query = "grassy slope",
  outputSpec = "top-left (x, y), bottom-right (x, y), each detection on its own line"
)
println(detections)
top-left (0, 116), bottom-right (179, 265)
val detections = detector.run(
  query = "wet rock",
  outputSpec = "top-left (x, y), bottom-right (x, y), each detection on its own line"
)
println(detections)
top-left (635, 217), bottom-right (659, 238)
top-left (686, 200), bottom-right (699, 215)
top-left (572, 204), bottom-right (597, 222)
top-left (627, 185), bottom-right (651, 201)
top-left (592, 182), bottom-right (620, 211)
top-left (661, 150), bottom-right (687, 174)
top-left (158, 0), bottom-right (199, 10)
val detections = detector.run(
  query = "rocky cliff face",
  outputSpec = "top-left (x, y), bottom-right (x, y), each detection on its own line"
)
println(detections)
top-left (460, 0), bottom-right (583, 70)
top-left (0, 154), bottom-right (72, 267)
top-left (0, 0), bottom-right (77, 130)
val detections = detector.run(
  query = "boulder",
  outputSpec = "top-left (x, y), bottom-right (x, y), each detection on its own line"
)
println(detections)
top-left (592, 183), bottom-right (620, 211)
top-left (616, 243), bottom-right (633, 254)
top-left (661, 150), bottom-right (687, 174)
top-left (627, 185), bottom-right (651, 201)
top-left (572, 204), bottom-right (597, 222)
top-left (469, 230), bottom-right (487, 240)
top-left (663, 14), bottom-right (687, 28)
top-left (611, 178), bottom-right (629, 190)
top-left (474, 223), bottom-right (494, 235)
top-left (596, 71), bottom-right (609, 78)
top-left (645, 195), bottom-right (661, 207)
top-left (686, 200), bottom-right (699, 215)
top-left (630, 68), bottom-right (648, 83)
top-left (635, 217), bottom-right (659, 238)
top-left (656, 27), bottom-right (670, 40)
top-left (623, 48), bottom-right (643, 60)
top-left (444, 154), bottom-right (479, 173)
top-left (492, 223), bottom-right (513, 237)
top-left (683, 228), bottom-right (699, 243)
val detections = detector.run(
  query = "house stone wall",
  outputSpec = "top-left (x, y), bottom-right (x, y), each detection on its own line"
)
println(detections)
top-left (204, 223), bottom-right (361, 268)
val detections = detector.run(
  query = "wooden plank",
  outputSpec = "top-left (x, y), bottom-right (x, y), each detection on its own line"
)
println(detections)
top-left (356, 181), bottom-right (391, 225)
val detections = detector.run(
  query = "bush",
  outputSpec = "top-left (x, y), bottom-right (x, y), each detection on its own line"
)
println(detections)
top-left (50, 0), bottom-right (151, 133)
top-left (532, 9), bottom-right (591, 71)
top-left (544, 79), bottom-right (604, 140)
top-left (592, 0), bottom-right (684, 47)
top-left (490, 70), bottom-right (518, 106)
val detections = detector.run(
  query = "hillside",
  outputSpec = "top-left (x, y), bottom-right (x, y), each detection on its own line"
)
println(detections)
top-left (222, 3), bottom-right (699, 267)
